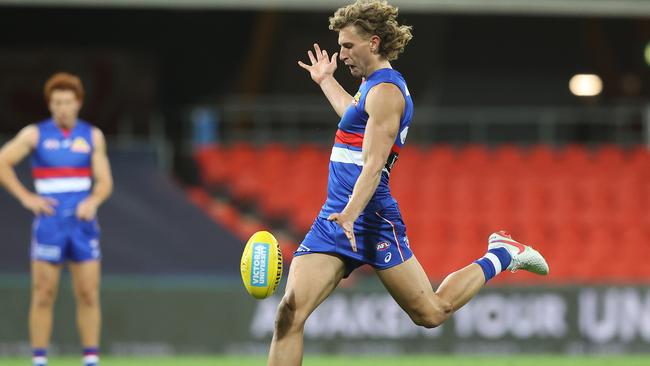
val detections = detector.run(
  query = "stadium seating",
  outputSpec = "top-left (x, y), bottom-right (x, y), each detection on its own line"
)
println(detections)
top-left (193, 143), bottom-right (650, 283)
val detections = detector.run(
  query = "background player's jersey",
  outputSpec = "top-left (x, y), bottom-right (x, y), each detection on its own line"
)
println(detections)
top-left (319, 68), bottom-right (413, 218)
top-left (32, 118), bottom-right (94, 217)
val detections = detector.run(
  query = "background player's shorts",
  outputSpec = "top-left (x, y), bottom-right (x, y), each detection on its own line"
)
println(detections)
top-left (295, 203), bottom-right (413, 277)
top-left (31, 214), bottom-right (101, 264)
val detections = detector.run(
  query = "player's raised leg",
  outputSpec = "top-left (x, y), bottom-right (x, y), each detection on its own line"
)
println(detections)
top-left (268, 253), bottom-right (346, 366)
top-left (30, 260), bottom-right (62, 366)
top-left (70, 261), bottom-right (101, 366)
top-left (376, 231), bottom-right (549, 327)
top-left (375, 256), bottom-right (455, 327)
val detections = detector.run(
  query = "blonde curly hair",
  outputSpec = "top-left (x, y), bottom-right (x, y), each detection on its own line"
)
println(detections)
top-left (329, 0), bottom-right (413, 61)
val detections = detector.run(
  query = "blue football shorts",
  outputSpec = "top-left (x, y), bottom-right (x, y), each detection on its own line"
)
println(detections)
top-left (295, 203), bottom-right (413, 277)
top-left (30, 213), bottom-right (101, 264)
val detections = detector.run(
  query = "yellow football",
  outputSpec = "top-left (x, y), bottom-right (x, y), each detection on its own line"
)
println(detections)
top-left (240, 230), bottom-right (283, 299)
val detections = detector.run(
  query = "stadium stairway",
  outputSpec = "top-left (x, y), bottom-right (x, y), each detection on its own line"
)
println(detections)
top-left (193, 143), bottom-right (650, 283)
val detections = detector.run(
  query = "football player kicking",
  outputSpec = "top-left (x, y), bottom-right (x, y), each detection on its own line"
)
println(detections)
top-left (267, 1), bottom-right (549, 366)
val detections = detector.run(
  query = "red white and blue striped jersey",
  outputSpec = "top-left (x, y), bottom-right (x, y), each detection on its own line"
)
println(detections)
top-left (32, 118), bottom-right (94, 213)
top-left (319, 68), bottom-right (413, 218)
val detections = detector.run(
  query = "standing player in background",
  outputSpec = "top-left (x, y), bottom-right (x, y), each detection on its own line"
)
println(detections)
top-left (268, 1), bottom-right (549, 365)
top-left (0, 72), bottom-right (113, 366)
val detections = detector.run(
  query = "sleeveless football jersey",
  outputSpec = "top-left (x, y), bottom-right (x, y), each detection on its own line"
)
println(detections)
top-left (318, 68), bottom-right (413, 218)
top-left (31, 118), bottom-right (94, 216)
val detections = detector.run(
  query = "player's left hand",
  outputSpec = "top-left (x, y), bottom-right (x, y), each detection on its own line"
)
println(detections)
top-left (76, 198), bottom-right (98, 221)
top-left (298, 43), bottom-right (338, 85)
top-left (327, 212), bottom-right (357, 252)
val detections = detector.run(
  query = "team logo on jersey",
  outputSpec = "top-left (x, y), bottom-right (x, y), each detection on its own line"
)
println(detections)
top-left (43, 139), bottom-right (60, 150)
top-left (376, 241), bottom-right (391, 251)
top-left (70, 137), bottom-right (91, 153)
top-left (352, 91), bottom-right (361, 106)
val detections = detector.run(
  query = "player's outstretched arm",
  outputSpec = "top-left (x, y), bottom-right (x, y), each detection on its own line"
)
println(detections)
top-left (0, 125), bottom-right (57, 215)
top-left (328, 83), bottom-right (404, 250)
top-left (76, 127), bottom-right (113, 221)
top-left (298, 43), bottom-right (353, 117)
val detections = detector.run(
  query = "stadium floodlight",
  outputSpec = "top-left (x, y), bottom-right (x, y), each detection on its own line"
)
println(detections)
top-left (569, 74), bottom-right (603, 97)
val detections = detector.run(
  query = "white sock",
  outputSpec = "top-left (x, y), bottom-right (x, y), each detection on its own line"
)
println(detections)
top-left (83, 354), bottom-right (99, 366)
top-left (32, 356), bottom-right (48, 366)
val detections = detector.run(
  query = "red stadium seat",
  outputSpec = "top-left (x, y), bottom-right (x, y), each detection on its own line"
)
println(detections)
top-left (627, 146), bottom-right (650, 179)
top-left (595, 144), bottom-right (625, 169)
top-left (186, 186), bottom-right (211, 207)
top-left (194, 145), bottom-right (231, 186)
top-left (527, 145), bottom-right (557, 175)
top-left (456, 144), bottom-right (490, 176)
top-left (424, 144), bottom-right (457, 171)
top-left (192, 142), bottom-right (650, 283)
top-left (492, 144), bottom-right (526, 175)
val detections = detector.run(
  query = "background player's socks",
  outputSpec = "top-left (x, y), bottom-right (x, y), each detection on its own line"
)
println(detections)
top-left (475, 247), bottom-right (511, 281)
top-left (82, 347), bottom-right (99, 366)
top-left (32, 348), bottom-right (47, 366)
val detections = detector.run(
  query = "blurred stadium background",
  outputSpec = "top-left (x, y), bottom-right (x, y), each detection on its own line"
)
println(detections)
top-left (1, 0), bottom-right (650, 363)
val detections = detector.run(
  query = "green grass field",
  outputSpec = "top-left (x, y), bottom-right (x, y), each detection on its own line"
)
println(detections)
top-left (2, 356), bottom-right (650, 366)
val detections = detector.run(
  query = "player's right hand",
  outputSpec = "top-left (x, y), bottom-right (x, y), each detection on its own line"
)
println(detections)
top-left (298, 43), bottom-right (338, 85)
top-left (327, 212), bottom-right (358, 252)
top-left (21, 193), bottom-right (57, 216)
